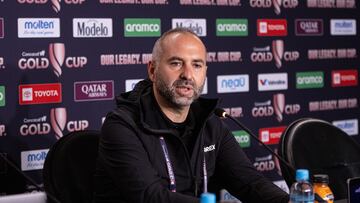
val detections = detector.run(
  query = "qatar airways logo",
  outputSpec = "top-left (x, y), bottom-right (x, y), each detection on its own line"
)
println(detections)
top-left (18, 43), bottom-right (87, 77)
top-left (253, 154), bottom-right (276, 173)
top-left (250, 0), bottom-right (298, 15)
top-left (250, 40), bottom-right (299, 68)
top-left (172, 18), bottom-right (207, 37)
top-left (295, 19), bottom-right (323, 36)
top-left (331, 69), bottom-right (358, 87)
top-left (17, 0), bottom-right (86, 13)
top-left (19, 83), bottom-right (62, 105)
top-left (252, 94), bottom-right (300, 122)
top-left (20, 116), bottom-right (50, 136)
top-left (74, 80), bottom-right (114, 102)
top-left (259, 126), bottom-right (286, 145)
top-left (50, 107), bottom-right (89, 139)
top-left (257, 19), bottom-right (287, 36)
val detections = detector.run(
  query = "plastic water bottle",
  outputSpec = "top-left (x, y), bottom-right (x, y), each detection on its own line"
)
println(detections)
top-left (200, 193), bottom-right (216, 203)
top-left (290, 169), bottom-right (314, 203)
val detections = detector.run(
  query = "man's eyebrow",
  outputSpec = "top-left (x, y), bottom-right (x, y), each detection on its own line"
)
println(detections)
top-left (167, 56), bottom-right (183, 62)
top-left (167, 57), bottom-right (205, 64)
top-left (193, 59), bottom-right (205, 64)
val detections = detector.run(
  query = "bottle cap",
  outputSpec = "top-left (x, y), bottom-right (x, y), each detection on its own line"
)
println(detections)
top-left (296, 169), bottom-right (310, 181)
top-left (313, 174), bottom-right (329, 183)
top-left (200, 193), bottom-right (216, 203)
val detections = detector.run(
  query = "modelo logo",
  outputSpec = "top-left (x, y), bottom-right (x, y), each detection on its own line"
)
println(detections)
top-left (21, 149), bottom-right (49, 171)
top-left (20, 116), bottom-right (50, 136)
top-left (217, 74), bottom-right (249, 93)
top-left (172, 18), bottom-right (207, 37)
top-left (73, 18), bottom-right (113, 38)
top-left (17, 18), bottom-right (60, 38)
top-left (253, 155), bottom-right (275, 172)
top-left (216, 19), bottom-right (248, 36)
top-left (124, 18), bottom-right (161, 37)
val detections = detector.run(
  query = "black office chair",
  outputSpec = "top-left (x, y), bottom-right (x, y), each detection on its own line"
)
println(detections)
top-left (43, 130), bottom-right (101, 203)
top-left (278, 118), bottom-right (360, 200)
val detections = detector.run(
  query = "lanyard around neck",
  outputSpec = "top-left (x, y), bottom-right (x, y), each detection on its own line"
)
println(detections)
top-left (159, 136), bottom-right (208, 194)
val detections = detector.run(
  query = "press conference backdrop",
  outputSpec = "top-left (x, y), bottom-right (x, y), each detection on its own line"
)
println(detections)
top-left (0, 0), bottom-right (359, 192)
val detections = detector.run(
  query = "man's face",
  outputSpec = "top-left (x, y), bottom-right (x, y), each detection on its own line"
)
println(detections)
top-left (151, 33), bottom-right (207, 108)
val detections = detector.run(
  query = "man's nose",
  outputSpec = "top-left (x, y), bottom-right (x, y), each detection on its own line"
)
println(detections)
top-left (180, 63), bottom-right (193, 80)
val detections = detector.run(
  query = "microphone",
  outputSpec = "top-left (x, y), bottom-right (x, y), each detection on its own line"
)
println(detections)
top-left (0, 152), bottom-right (61, 203)
top-left (214, 108), bottom-right (296, 173)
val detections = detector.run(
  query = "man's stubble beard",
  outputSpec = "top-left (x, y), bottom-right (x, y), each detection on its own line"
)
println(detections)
top-left (155, 70), bottom-right (204, 108)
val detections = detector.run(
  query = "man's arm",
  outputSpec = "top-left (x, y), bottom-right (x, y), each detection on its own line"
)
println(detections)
top-left (215, 124), bottom-right (289, 203)
top-left (97, 113), bottom-right (199, 203)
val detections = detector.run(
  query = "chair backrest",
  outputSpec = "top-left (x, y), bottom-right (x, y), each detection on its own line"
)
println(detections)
top-left (43, 130), bottom-right (100, 203)
top-left (278, 118), bottom-right (360, 200)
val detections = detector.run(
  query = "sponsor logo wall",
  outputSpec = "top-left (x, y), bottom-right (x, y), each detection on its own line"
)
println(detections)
top-left (0, 0), bottom-right (359, 192)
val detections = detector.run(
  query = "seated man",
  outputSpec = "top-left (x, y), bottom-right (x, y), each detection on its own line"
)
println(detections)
top-left (94, 28), bottom-right (289, 203)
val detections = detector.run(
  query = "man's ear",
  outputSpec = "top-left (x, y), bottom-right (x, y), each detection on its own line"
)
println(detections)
top-left (147, 61), bottom-right (156, 82)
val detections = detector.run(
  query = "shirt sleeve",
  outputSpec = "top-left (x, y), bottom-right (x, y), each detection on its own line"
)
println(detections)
top-left (215, 124), bottom-right (289, 203)
top-left (96, 113), bottom-right (199, 203)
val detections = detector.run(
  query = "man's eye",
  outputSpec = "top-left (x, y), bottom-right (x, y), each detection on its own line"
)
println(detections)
top-left (194, 63), bottom-right (203, 69)
top-left (171, 61), bottom-right (182, 67)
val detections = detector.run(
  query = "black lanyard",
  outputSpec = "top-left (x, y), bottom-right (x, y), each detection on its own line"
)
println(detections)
top-left (159, 136), bottom-right (208, 194)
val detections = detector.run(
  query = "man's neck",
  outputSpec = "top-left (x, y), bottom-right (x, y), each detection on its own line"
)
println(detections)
top-left (153, 89), bottom-right (190, 123)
